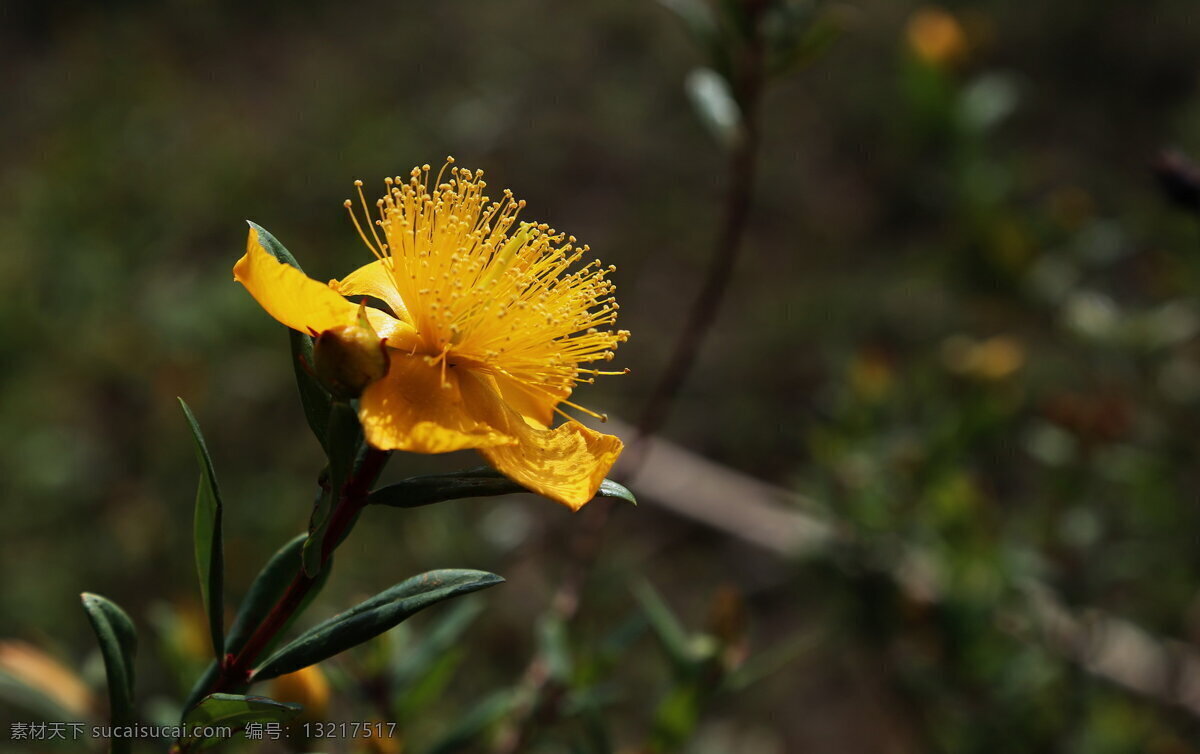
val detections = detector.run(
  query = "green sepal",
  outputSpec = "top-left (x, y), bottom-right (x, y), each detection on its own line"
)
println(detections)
top-left (253, 569), bottom-right (504, 681)
top-left (178, 399), bottom-right (225, 661)
top-left (81, 593), bottom-right (137, 754)
top-left (303, 401), bottom-right (363, 577)
top-left (179, 693), bottom-right (301, 751)
top-left (366, 466), bottom-right (637, 509)
top-left (246, 221), bottom-right (334, 453)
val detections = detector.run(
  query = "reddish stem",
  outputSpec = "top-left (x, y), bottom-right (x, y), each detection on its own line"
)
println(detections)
top-left (208, 447), bottom-right (390, 692)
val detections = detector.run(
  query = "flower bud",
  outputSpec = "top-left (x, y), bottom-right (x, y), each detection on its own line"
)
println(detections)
top-left (313, 323), bottom-right (390, 399)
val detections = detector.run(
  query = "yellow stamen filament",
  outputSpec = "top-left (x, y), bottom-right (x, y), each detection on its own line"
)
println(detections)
top-left (345, 160), bottom-right (628, 421)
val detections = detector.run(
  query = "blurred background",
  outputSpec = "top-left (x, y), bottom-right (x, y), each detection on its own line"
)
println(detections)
top-left (5, 0), bottom-right (1200, 751)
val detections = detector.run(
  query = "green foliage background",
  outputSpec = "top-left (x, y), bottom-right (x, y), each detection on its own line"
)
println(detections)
top-left (5, 0), bottom-right (1200, 751)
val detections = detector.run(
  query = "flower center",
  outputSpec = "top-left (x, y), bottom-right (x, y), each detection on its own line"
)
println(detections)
top-left (344, 160), bottom-right (629, 419)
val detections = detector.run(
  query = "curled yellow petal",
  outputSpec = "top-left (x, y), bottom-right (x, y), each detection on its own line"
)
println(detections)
top-left (359, 354), bottom-right (515, 453)
top-left (332, 259), bottom-right (411, 325)
top-left (460, 372), bottom-right (622, 510)
top-left (234, 226), bottom-right (364, 334)
top-left (234, 227), bottom-right (419, 352)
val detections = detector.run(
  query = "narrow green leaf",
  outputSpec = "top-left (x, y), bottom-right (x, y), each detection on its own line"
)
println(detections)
top-left (597, 478), bottom-right (637, 506)
top-left (246, 220), bottom-right (301, 269)
top-left (631, 581), bottom-right (696, 674)
top-left (290, 329), bottom-right (332, 453)
top-left (367, 467), bottom-right (637, 508)
top-left (253, 570), bottom-right (504, 681)
top-left (179, 662), bottom-right (219, 722)
top-left (179, 399), bottom-right (225, 660)
top-left (392, 600), bottom-right (483, 719)
top-left (723, 628), bottom-right (820, 692)
top-left (426, 689), bottom-right (520, 754)
top-left (766, 6), bottom-right (846, 78)
top-left (180, 535), bottom-right (332, 717)
top-left (303, 401), bottom-right (363, 576)
top-left (537, 614), bottom-right (572, 685)
top-left (180, 693), bottom-right (301, 750)
top-left (246, 221), bottom-right (334, 452)
top-left (225, 535), bottom-right (305, 655)
top-left (391, 599), bottom-right (484, 692)
top-left (81, 593), bottom-right (137, 754)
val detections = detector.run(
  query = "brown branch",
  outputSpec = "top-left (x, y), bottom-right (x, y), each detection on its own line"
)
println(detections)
top-left (627, 22), bottom-right (766, 475)
top-left (493, 11), bottom-right (773, 752)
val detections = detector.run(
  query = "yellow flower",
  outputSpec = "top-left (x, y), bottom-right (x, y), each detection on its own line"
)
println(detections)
top-left (905, 6), bottom-right (968, 68)
top-left (234, 160), bottom-right (629, 509)
top-left (268, 665), bottom-right (330, 721)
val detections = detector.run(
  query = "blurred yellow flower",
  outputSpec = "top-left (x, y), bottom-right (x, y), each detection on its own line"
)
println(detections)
top-left (941, 335), bottom-right (1025, 380)
top-left (234, 160), bottom-right (628, 509)
top-left (0, 641), bottom-right (93, 719)
top-left (268, 665), bottom-right (330, 721)
top-left (906, 6), bottom-right (968, 67)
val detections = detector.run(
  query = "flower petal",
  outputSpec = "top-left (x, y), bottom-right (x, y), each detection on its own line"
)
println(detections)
top-left (234, 226), bottom-right (365, 334)
top-left (364, 309), bottom-right (420, 352)
top-left (492, 373), bottom-right (570, 429)
top-left (332, 259), bottom-right (411, 325)
top-left (359, 355), bottom-right (515, 454)
top-left (459, 372), bottom-right (623, 510)
top-left (234, 227), bottom-right (419, 350)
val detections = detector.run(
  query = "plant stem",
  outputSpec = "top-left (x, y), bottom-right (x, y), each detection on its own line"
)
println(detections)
top-left (626, 25), bottom-right (766, 476)
top-left (494, 11), bottom-right (770, 752)
top-left (208, 447), bottom-right (390, 692)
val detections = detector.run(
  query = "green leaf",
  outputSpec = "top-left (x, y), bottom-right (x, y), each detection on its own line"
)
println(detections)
top-left (290, 329), bottom-right (332, 453)
top-left (246, 221), bottom-right (334, 452)
top-left (724, 628), bottom-right (820, 692)
top-left (389, 599), bottom-right (482, 719)
top-left (631, 581), bottom-right (696, 674)
top-left (179, 399), bottom-right (225, 661)
top-left (81, 593), bottom-right (137, 753)
top-left (596, 478), bottom-right (637, 506)
top-left (684, 67), bottom-right (743, 149)
top-left (537, 614), bottom-right (572, 685)
top-left (303, 401), bottom-right (363, 577)
top-left (649, 684), bottom-right (704, 752)
top-left (253, 569), bottom-right (504, 681)
top-left (426, 689), bottom-right (520, 754)
top-left (180, 535), bottom-right (332, 716)
top-left (765, 5), bottom-right (847, 78)
top-left (367, 467), bottom-right (637, 508)
top-left (246, 220), bottom-right (301, 269)
top-left (225, 535), bottom-right (305, 656)
top-left (179, 693), bottom-right (301, 751)
top-left (392, 598), bottom-right (483, 690)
